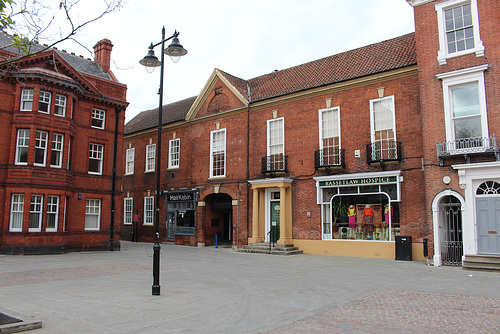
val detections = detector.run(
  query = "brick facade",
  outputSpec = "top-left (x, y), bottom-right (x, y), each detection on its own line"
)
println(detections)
top-left (124, 0), bottom-right (499, 264)
top-left (0, 35), bottom-right (128, 254)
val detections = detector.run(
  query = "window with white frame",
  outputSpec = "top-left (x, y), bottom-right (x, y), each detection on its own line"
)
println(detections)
top-left (50, 133), bottom-right (64, 168)
top-left (435, 0), bottom-right (484, 65)
top-left (38, 91), bottom-right (51, 113)
top-left (267, 118), bottom-right (285, 170)
top-left (54, 94), bottom-right (67, 116)
top-left (370, 96), bottom-right (397, 160)
top-left (85, 199), bottom-right (101, 230)
top-left (145, 144), bottom-right (155, 172)
top-left (124, 197), bottom-right (133, 225)
top-left (169, 138), bottom-right (180, 169)
top-left (319, 107), bottom-right (341, 166)
top-left (437, 65), bottom-right (489, 151)
top-left (210, 129), bottom-right (226, 178)
top-left (29, 194), bottom-right (43, 232)
top-left (125, 148), bottom-right (135, 175)
top-left (144, 196), bottom-right (154, 225)
top-left (91, 108), bottom-right (105, 129)
top-left (34, 131), bottom-right (48, 166)
top-left (88, 143), bottom-right (103, 174)
top-left (15, 129), bottom-right (30, 165)
top-left (46, 195), bottom-right (59, 231)
top-left (21, 89), bottom-right (33, 111)
top-left (9, 194), bottom-right (24, 232)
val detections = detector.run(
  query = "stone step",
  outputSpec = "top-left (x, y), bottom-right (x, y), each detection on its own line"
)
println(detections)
top-left (463, 255), bottom-right (500, 272)
top-left (236, 243), bottom-right (303, 256)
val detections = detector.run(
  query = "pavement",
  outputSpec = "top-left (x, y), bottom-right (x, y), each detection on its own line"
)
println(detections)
top-left (0, 241), bottom-right (499, 333)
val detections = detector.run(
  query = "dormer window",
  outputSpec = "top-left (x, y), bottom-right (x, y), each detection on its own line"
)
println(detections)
top-left (38, 91), bottom-right (51, 113)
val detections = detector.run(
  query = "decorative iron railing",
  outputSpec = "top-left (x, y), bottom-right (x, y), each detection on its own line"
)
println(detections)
top-left (262, 155), bottom-right (288, 174)
top-left (437, 136), bottom-right (499, 159)
top-left (366, 141), bottom-right (402, 164)
top-left (314, 149), bottom-right (345, 169)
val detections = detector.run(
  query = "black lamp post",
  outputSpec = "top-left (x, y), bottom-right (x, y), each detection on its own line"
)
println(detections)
top-left (139, 27), bottom-right (187, 296)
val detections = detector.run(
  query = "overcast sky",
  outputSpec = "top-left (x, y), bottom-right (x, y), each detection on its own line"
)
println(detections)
top-left (43, 0), bottom-right (415, 123)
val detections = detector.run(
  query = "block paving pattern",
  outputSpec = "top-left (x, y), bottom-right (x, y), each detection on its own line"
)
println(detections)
top-left (268, 290), bottom-right (500, 333)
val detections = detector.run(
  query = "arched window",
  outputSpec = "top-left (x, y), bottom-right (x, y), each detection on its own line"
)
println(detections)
top-left (476, 181), bottom-right (500, 195)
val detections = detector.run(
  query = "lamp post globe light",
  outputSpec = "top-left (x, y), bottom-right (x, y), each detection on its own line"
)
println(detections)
top-left (139, 27), bottom-right (187, 296)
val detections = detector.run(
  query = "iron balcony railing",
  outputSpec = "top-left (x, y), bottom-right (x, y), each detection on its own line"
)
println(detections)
top-left (315, 148), bottom-right (345, 169)
top-left (366, 140), bottom-right (402, 164)
top-left (436, 136), bottom-right (499, 159)
top-left (262, 154), bottom-right (288, 174)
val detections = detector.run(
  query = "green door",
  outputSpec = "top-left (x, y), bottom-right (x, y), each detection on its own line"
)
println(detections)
top-left (270, 201), bottom-right (280, 243)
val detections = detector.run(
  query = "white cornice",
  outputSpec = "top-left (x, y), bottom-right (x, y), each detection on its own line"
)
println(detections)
top-left (406, 0), bottom-right (435, 7)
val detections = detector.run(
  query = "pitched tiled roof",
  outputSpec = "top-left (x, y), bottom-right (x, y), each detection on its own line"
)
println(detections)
top-left (0, 32), bottom-right (112, 80)
top-left (246, 33), bottom-right (416, 102)
top-left (126, 33), bottom-right (416, 134)
top-left (125, 96), bottom-right (197, 134)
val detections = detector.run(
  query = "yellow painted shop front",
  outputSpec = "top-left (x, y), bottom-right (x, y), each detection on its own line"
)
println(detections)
top-left (296, 171), bottom-right (424, 260)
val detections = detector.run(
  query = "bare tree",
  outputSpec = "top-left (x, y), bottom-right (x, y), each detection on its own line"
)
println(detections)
top-left (0, 0), bottom-right (126, 66)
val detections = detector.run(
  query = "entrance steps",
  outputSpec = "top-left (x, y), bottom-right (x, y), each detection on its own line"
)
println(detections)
top-left (463, 254), bottom-right (500, 272)
top-left (235, 243), bottom-right (303, 256)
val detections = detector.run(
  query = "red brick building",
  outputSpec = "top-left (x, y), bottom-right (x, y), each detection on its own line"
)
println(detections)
top-left (123, 0), bottom-right (499, 266)
top-left (408, 0), bottom-right (500, 268)
top-left (0, 33), bottom-right (128, 254)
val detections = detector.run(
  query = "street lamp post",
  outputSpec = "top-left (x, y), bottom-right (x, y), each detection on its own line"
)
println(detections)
top-left (139, 27), bottom-right (187, 296)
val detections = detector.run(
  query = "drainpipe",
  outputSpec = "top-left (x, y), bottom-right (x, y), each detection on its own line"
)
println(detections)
top-left (110, 106), bottom-right (121, 251)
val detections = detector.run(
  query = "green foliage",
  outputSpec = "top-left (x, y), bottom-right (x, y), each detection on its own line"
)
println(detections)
top-left (0, 0), bottom-right (15, 31)
top-left (332, 198), bottom-right (349, 224)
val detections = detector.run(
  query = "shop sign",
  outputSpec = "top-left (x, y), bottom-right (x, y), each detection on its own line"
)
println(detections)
top-left (319, 176), bottom-right (397, 187)
top-left (167, 191), bottom-right (195, 202)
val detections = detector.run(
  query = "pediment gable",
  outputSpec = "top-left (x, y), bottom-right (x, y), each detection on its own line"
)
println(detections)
top-left (186, 69), bottom-right (249, 120)
top-left (9, 50), bottom-right (102, 96)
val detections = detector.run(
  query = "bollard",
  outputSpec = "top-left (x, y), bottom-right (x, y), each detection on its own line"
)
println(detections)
top-left (215, 234), bottom-right (218, 249)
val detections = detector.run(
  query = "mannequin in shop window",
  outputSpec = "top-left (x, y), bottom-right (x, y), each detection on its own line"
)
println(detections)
top-left (364, 204), bottom-right (374, 239)
top-left (347, 205), bottom-right (356, 239)
top-left (384, 204), bottom-right (393, 241)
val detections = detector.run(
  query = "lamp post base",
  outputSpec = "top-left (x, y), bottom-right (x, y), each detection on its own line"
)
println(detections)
top-left (152, 241), bottom-right (161, 296)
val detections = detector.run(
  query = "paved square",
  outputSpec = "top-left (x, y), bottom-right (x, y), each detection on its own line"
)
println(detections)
top-left (1, 241), bottom-right (499, 333)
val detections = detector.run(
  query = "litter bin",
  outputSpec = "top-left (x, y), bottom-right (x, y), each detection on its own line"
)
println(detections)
top-left (395, 235), bottom-right (412, 261)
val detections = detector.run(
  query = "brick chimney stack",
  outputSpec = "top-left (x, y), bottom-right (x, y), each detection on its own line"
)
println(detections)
top-left (93, 39), bottom-right (113, 73)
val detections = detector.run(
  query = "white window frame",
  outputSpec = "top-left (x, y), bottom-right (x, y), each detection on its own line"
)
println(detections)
top-left (125, 148), bottom-right (135, 175)
top-left (9, 194), bottom-right (24, 232)
top-left (437, 64), bottom-right (489, 148)
top-left (91, 108), bottom-right (106, 129)
top-left (34, 130), bottom-right (49, 167)
top-left (88, 143), bottom-right (103, 175)
top-left (144, 196), bottom-right (154, 225)
top-left (435, 0), bottom-right (484, 65)
top-left (85, 199), bottom-right (101, 231)
top-left (210, 129), bottom-right (226, 178)
top-left (318, 107), bottom-right (341, 164)
top-left (46, 195), bottom-right (59, 232)
top-left (124, 197), bottom-right (133, 225)
top-left (15, 129), bottom-right (30, 165)
top-left (145, 144), bottom-right (156, 172)
top-left (38, 90), bottom-right (51, 113)
top-left (54, 94), bottom-right (67, 116)
top-left (29, 194), bottom-right (43, 232)
top-left (50, 133), bottom-right (64, 168)
top-left (370, 96), bottom-right (396, 144)
top-left (169, 138), bottom-right (180, 169)
top-left (21, 89), bottom-right (33, 111)
top-left (267, 118), bottom-right (284, 157)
